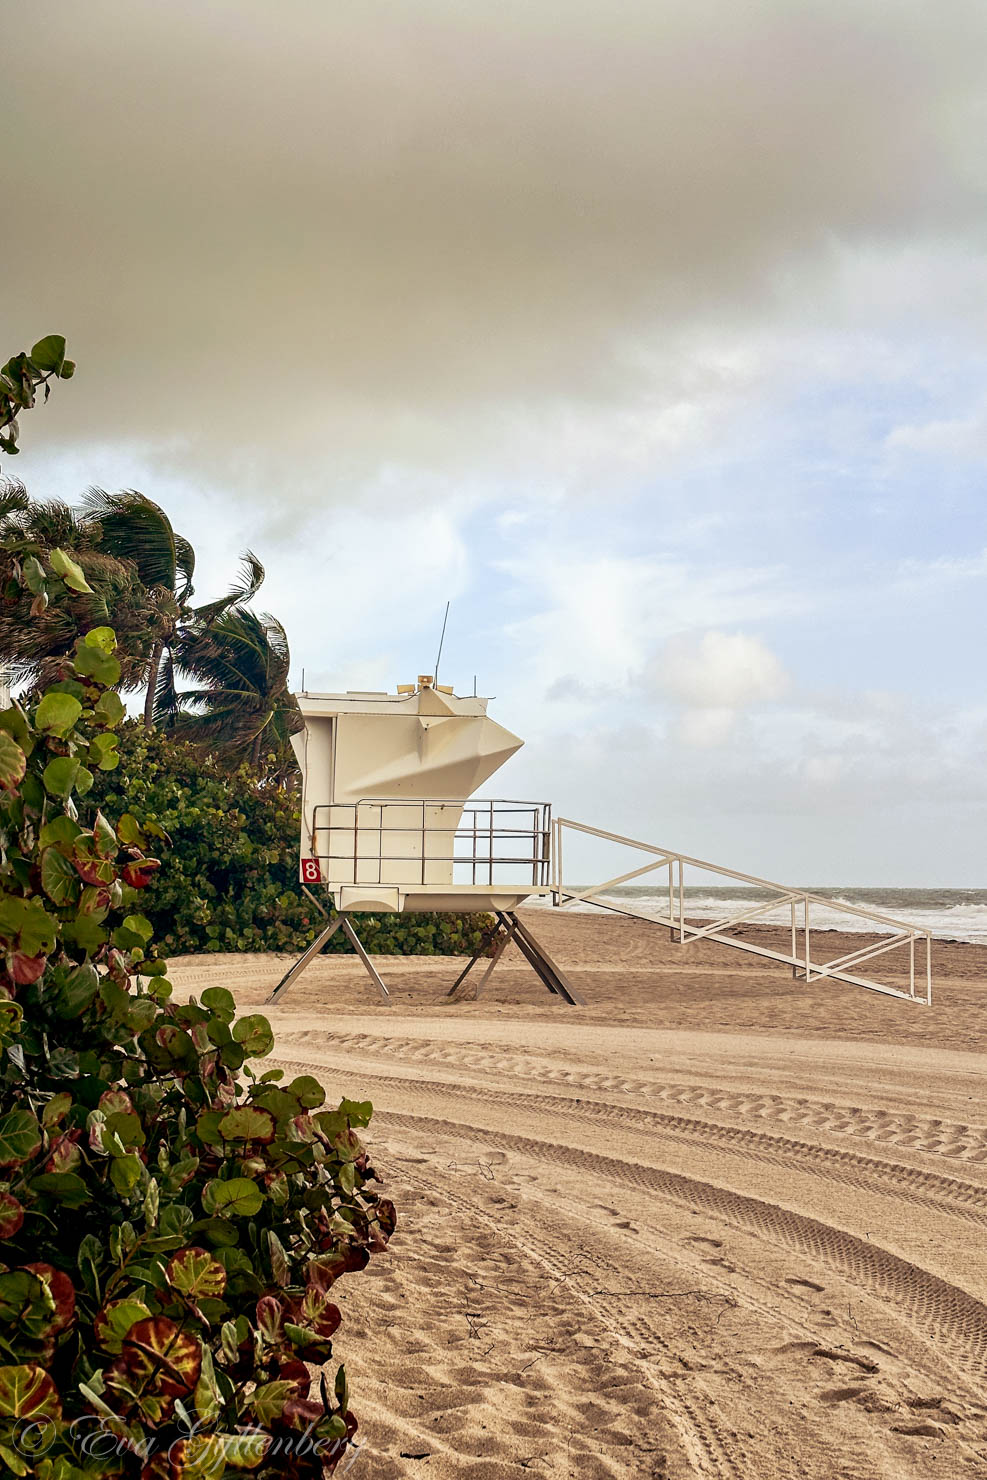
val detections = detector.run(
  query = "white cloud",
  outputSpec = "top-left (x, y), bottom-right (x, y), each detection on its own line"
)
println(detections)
top-left (650, 630), bottom-right (789, 709)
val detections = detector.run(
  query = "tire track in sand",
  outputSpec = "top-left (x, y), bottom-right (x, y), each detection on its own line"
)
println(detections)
top-left (276, 1055), bottom-right (987, 1231)
top-left (372, 1110), bottom-right (987, 1384)
top-left (296, 1029), bottom-right (987, 1163)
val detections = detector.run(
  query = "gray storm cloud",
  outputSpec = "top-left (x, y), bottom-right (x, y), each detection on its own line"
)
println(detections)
top-left (6, 0), bottom-right (987, 489)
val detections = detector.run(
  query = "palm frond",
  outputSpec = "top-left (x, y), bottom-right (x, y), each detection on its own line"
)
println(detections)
top-left (0, 479), bottom-right (30, 534)
top-left (174, 535), bottom-right (196, 603)
top-left (80, 488), bottom-right (179, 595)
top-left (191, 550), bottom-right (265, 623)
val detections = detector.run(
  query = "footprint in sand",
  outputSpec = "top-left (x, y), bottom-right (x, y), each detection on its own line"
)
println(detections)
top-left (785, 1276), bottom-right (826, 1293)
top-left (683, 1234), bottom-right (723, 1250)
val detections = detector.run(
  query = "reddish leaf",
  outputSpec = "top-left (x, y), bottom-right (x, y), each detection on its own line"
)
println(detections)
top-left (293, 1283), bottom-right (340, 1341)
top-left (0, 1363), bottom-right (62, 1420)
top-left (275, 1359), bottom-right (311, 1400)
top-left (45, 1128), bottom-right (82, 1173)
top-left (166, 1247), bottom-right (227, 1300)
top-left (10, 951), bottom-right (46, 985)
top-left (105, 1317), bottom-right (202, 1420)
top-left (93, 810), bottom-right (117, 857)
top-left (0, 1194), bottom-right (24, 1239)
top-left (122, 860), bottom-right (160, 889)
top-left (94, 1297), bottom-right (154, 1354)
top-left (72, 844), bottom-right (115, 886)
top-left (255, 1295), bottom-right (284, 1346)
top-left (283, 1396), bottom-right (326, 1429)
top-left (24, 1263), bottom-right (75, 1333)
top-left (0, 733), bottom-right (26, 794)
top-left (99, 1089), bottom-right (135, 1116)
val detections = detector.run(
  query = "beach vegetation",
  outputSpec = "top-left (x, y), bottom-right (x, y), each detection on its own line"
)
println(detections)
top-left (0, 335), bottom-right (75, 457)
top-left (0, 622), bottom-right (393, 1476)
top-left (89, 723), bottom-right (496, 959)
top-left (0, 344), bottom-right (392, 1475)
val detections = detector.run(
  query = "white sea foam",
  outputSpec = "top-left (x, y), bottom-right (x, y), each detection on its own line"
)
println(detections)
top-left (527, 890), bottom-right (987, 944)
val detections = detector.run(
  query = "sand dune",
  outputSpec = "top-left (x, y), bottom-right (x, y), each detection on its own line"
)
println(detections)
top-left (169, 911), bottom-right (987, 1478)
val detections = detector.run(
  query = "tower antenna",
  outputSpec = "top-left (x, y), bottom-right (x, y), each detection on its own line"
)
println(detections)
top-left (434, 600), bottom-right (451, 683)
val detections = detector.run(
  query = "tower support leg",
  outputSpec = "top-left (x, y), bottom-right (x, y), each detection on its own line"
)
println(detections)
top-left (446, 911), bottom-right (583, 1005)
top-left (266, 913), bottom-right (390, 1004)
top-left (501, 911), bottom-right (585, 1005)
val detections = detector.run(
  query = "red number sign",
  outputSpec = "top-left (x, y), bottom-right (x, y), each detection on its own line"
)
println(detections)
top-left (300, 858), bottom-right (322, 885)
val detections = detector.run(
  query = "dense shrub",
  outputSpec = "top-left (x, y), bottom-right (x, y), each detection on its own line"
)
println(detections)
top-left (89, 725), bottom-right (494, 959)
top-left (0, 629), bottom-right (394, 1476)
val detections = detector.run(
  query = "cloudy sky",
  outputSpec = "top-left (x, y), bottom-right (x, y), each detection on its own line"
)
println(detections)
top-left (6, 0), bottom-right (987, 882)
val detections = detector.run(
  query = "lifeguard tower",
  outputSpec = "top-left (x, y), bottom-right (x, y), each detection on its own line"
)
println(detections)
top-left (270, 675), bottom-right (933, 1009)
top-left (269, 676), bottom-right (582, 1003)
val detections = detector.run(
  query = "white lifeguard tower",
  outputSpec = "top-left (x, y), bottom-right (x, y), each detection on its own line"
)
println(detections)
top-left (269, 675), bottom-right (582, 1003)
top-left (270, 675), bottom-right (932, 1009)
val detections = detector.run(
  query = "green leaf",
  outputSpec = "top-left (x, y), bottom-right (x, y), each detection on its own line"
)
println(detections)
top-left (249, 1380), bottom-right (292, 1425)
top-left (61, 914), bottom-right (106, 957)
top-left (88, 731), bottom-right (120, 770)
top-left (50, 547), bottom-right (93, 594)
top-left (21, 555), bottom-right (46, 595)
top-left (93, 810), bottom-right (117, 857)
top-left (0, 896), bottom-right (57, 955)
top-left (200, 986), bottom-right (236, 1022)
top-left (39, 815), bottom-right (81, 847)
top-left (117, 812), bottom-right (144, 846)
top-left (286, 1073), bottom-right (325, 1107)
top-left (29, 335), bottom-right (66, 373)
top-left (72, 643), bottom-right (121, 685)
top-left (181, 1434), bottom-right (271, 1476)
top-left (0, 1194), bottom-right (24, 1240)
top-left (28, 1172), bottom-right (90, 1207)
top-left (217, 1106), bottom-right (275, 1143)
top-left (42, 756), bottom-right (80, 797)
top-left (119, 913), bottom-right (153, 944)
top-left (202, 1177), bottom-right (264, 1218)
top-left (93, 690), bottom-right (126, 727)
top-left (338, 1097), bottom-right (374, 1128)
top-left (35, 691), bottom-right (83, 737)
top-left (110, 1153), bottom-right (143, 1195)
top-left (41, 1092), bottom-right (72, 1128)
top-left (232, 1014), bottom-right (274, 1059)
top-left (0, 732), bottom-right (26, 794)
top-left (40, 846), bottom-right (79, 907)
top-left (82, 626), bottom-right (117, 654)
top-left (0, 1110), bottom-right (41, 1166)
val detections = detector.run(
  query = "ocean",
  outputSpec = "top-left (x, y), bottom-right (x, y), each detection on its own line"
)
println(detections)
top-left (529, 886), bottom-right (987, 945)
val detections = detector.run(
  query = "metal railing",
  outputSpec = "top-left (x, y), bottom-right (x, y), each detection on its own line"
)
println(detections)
top-left (551, 817), bottom-right (932, 1005)
top-left (311, 798), bottom-right (552, 888)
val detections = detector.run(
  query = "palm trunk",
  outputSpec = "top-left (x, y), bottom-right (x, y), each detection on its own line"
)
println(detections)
top-left (250, 722), bottom-right (265, 768)
top-left (143, 639), bottom-right (164, 731)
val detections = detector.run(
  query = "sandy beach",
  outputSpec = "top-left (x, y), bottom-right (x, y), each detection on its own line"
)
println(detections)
top-left (170, 911), bottom-right (987, 1479)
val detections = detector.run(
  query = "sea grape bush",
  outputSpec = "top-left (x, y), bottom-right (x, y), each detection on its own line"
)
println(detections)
top-left (89, 725), bottom-right (494, 960)
top-left (0, 628), bottom-right (394, 1476)
top-left (0, 336), bottom-right (76, 457)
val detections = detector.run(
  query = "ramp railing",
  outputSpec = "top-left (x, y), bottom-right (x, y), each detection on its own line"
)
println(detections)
top-left (551, 817), bottom-right (932, 1005)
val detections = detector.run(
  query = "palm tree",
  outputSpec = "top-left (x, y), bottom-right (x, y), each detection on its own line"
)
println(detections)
top-left (165, 608), bottom-right (301, 772)
top-left (0, 479), bottom-right (157, 691)
top-left (80, 489), bottom-right (264, 729)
